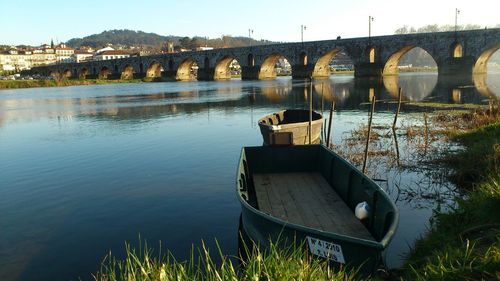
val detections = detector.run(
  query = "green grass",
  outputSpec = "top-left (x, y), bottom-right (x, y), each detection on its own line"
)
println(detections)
top-left (0, 78), bottom-right (147, 89)
top-left (403, 121), bottom-right (500, 280)
top-left (404, 177), bottom-right (500, 280)
top-left (93, 239), bottom-right (360, 281)
top-left (405, 102), bottom-right (485, 111)
top-left (447, 121), bottom-right (500, 187)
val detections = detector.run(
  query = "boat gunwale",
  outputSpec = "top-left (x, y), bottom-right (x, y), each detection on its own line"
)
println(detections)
top-left (257, 109), bottom-right (323, 130)
top-left (236, 145), bottom-right (399, 250)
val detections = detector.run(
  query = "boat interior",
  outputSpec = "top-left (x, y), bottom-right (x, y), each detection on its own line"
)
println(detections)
top-left (238, 145), bottom-right (397, 243)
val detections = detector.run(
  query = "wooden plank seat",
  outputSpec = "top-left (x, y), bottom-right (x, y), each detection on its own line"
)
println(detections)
top-left (253, 172), bottom-right (375, 241)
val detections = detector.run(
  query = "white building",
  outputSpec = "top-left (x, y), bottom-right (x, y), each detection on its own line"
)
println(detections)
top-left (55, 44), bottom-right (75, 63)
top-left (0, 50), bottom-right (32, 71)
top-left (94, 50), bottom-right (130, 61)
top-left (195, 46), bottom-right (214, 51)
top-left (72, 50), bottom-right (93, 63)
top-left (31, 48), bottom-right (56, 66)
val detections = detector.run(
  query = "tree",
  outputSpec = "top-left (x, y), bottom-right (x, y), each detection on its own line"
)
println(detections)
top-left (417, 24), bottom-right (440, 33)
top-left (179, 37), bottom-right (192, 49)
top-left (394, 26), bottom-right (409, 34)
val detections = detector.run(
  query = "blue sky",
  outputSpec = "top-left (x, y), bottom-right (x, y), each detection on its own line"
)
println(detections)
top-left (2, 0), bottom-right (499, 45)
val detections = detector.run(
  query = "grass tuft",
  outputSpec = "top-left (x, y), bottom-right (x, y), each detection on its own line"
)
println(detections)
top-left (93, 238), bottom-right (360, 281)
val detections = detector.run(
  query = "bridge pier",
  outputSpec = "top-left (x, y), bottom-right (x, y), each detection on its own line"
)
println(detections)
top-left (437, 57), bottom-right (475, 84)
top-left (241, 66), bottom-right (260, 80)
top-left (197, 67), bottom-right (215, 81)
top-left (291, 65), bottom-right (314, 79)
top-left (354, 63), bottom-right (384, 78)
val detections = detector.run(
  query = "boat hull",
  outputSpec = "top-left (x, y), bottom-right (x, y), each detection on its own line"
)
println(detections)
top-left (258, 109), bottom-right (323, 145)
top-left (240, 204), bottom-right (381, 270)
top-left (236, 145), bottom-right (398, 272)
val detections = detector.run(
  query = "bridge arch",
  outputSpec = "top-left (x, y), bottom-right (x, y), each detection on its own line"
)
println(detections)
top-left (366, 46), bottom-right (376, 63)
top-left (248, 54), bottom-right (255, 67)
top-left (121, 64), bottom-right (135, 79)
top-left (312, 48), bottom-right (342, 78)
top-left (473, 43), bottom-right (500, 74)
top-left (63, 69), bottom-right (72, 79)
top-left (146, 61), bottom-right (163, 78)
top-left (78, 68), bottom-right (88, 79)
top-left (176, 58), bottom-right (198, 81)
top-left (259, 53), bottom-right (292, 79)
top-left (214, 56), bottom-right (241, 80)
top-left (299, 52), bottom-right (308, 66)
top-left (99, 66), bottom-right (110, 79)
top-left (383, 46), bottom-right (437, 76)
top-left (50, 71), bottom-right (60, 80)
top-left (452, 42), bottom-right (463, 58)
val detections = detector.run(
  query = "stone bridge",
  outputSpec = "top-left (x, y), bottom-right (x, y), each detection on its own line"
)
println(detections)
top-left (29, 29), bottom-right (500, 82)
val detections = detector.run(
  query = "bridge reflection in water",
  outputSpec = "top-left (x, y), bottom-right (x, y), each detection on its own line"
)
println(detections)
top-left (1, 73), bottom-right (498, 127)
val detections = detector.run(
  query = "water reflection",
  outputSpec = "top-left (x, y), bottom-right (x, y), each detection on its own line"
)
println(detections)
top-left (1, 74), bottom-right (498, 127)
top-left (0, 73), bottom-right (499, 281)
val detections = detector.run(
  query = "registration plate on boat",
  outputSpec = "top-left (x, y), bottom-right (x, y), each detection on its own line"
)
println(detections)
top-left (306, 236), bottom-right (345, 263)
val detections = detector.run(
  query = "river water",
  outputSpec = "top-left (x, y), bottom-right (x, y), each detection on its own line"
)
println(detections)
top-left (0, 73), bottom-right (498, 281)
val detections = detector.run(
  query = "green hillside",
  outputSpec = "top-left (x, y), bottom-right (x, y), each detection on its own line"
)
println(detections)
top-left (65, 29), bottom-right (273, 49)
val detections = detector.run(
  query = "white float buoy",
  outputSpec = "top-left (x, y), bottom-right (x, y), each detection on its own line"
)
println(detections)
top-left (355, 201), bottom-right (370, 220)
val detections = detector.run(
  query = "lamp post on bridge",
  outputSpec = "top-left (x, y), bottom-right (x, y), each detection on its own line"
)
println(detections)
top-left (455, 8), bottom-right (460, 33)
top-left (248, 29), bottom-right (254, 46)
top-left (301, 25), bottom-right (306, 44)
top-left (368, 16), bottom-right (374, 39)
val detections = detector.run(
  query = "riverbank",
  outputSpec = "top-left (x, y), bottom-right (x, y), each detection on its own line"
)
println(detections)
top-left (90, 104), bottom-right (498, 280)
top-left (0, 79), bottom-right (147, 89)
top-left (402, 118), bottom-right (499, 280)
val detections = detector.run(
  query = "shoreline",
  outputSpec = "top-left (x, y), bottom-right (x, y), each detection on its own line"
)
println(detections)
top-left (400, 109), bottom-right (499, 280)
top-left (91, 106), bottom-right (499, 280)
top-left (0, 78), bottom-right (147, 90)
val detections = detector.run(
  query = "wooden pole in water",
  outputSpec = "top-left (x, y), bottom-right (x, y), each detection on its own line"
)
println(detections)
top-left (424, 112), bottom-right (428, 154)
top-left (393, 87), bottom-right (402, 130)
top-left (326, 99), bottom-right (335, 149)
top-left (392, 127), bottom-right (400, 165)
top-left (321, 83), bottom-right (324, 114)
top-left (309, 77), bottom-right (313, 144)
top-left (362, 95), bottom-right (376, 174)
top-left (321, 83), bottom-right (325, 142)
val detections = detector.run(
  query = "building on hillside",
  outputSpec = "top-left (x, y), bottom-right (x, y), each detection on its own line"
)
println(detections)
top-left (31, 47), bottom-right (56, 66)
top-left (95, 46), bottom-right (114, 54)
top-left (79, 46), bottom-right (95, 53)
top-left (93, 50), bottom-right (130, 61)
top-left (55, 44), bottom-right (75, 63)
top-left (195, 46), bottom-right (214, 51)
top-left (72, 50), bottom-right (93, 63)
top-left (161, 42), bottom-right (175, 54)
top-left (0, 50), bottom-right (32, 71)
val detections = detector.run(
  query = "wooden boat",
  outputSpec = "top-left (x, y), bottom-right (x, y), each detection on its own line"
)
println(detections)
top-left (236, 145), bottom-right (399, 272)
top-left (258, 109), bottom-right (323, 145)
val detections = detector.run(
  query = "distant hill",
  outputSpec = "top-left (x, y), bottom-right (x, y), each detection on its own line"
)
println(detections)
top-left (66, 30), bottom-right (180, 48)
top-left (65, 29), bottom-right (273, 50)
